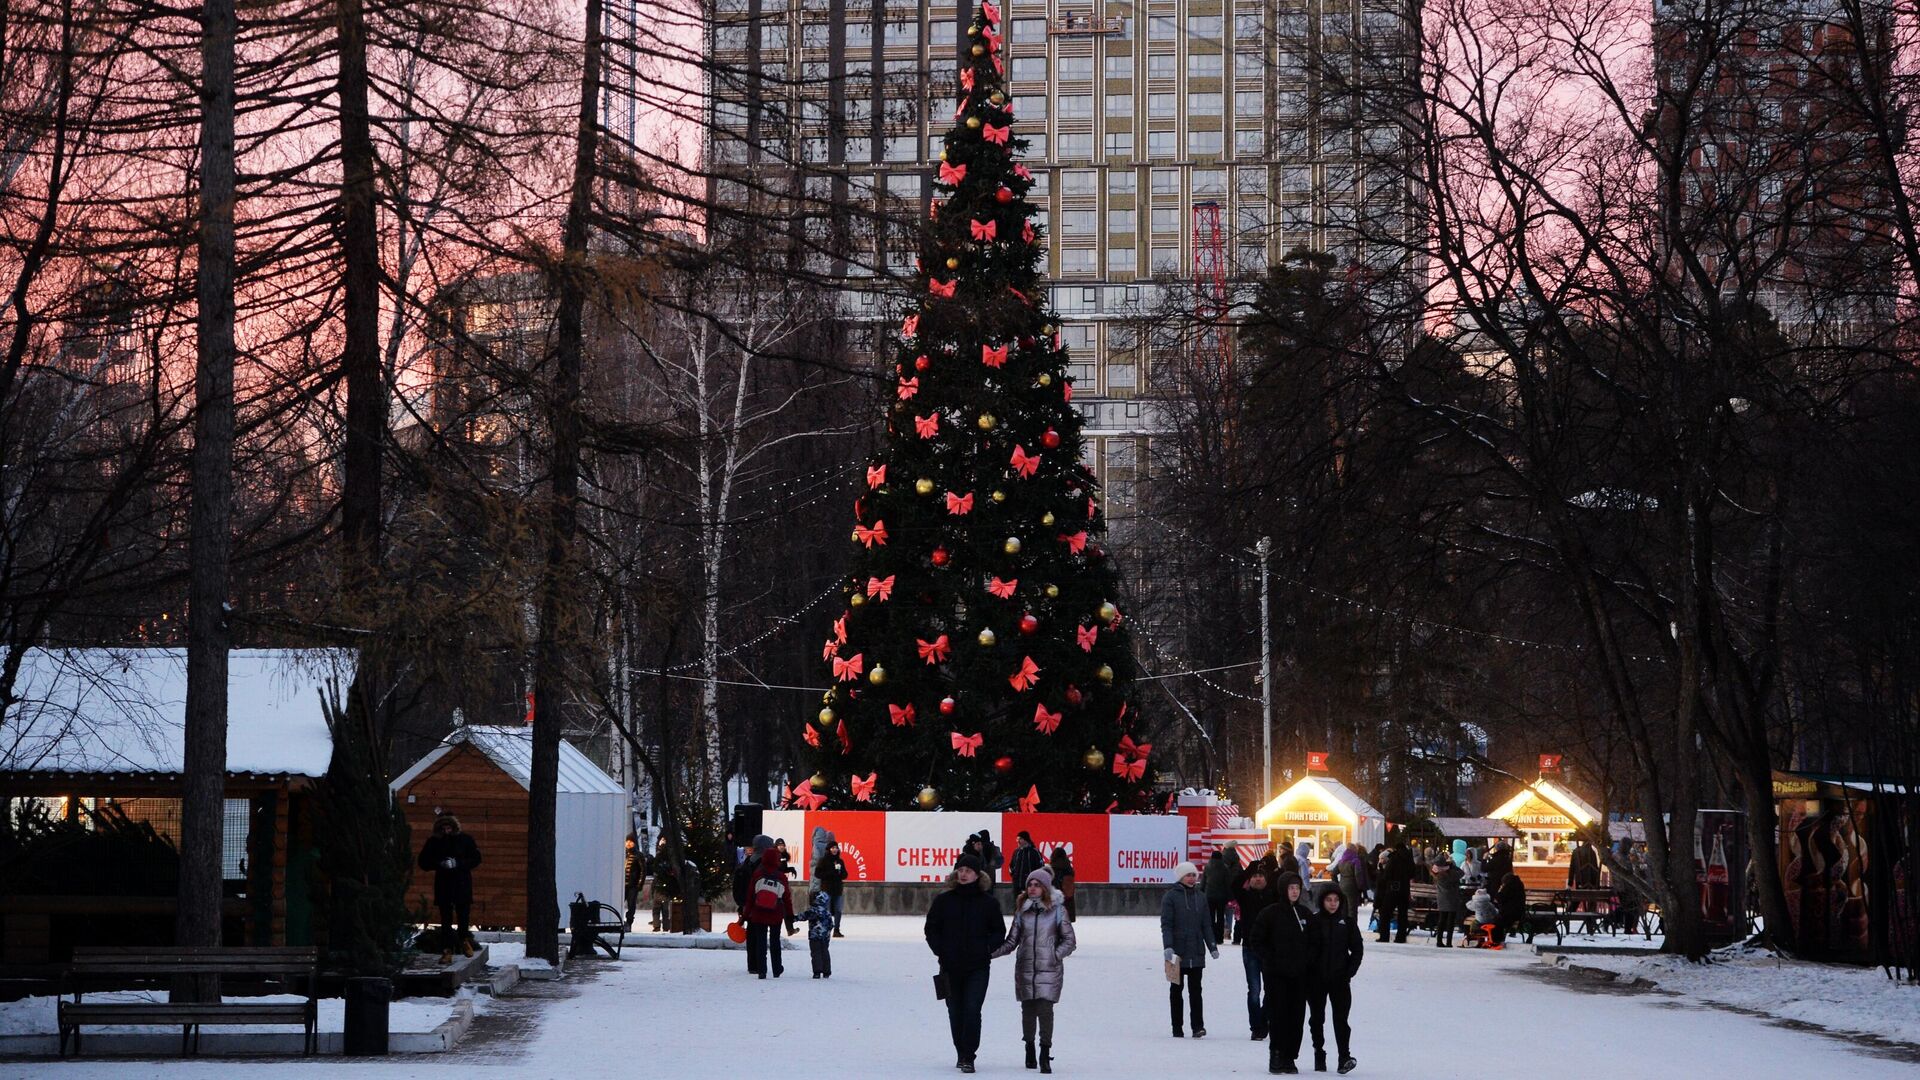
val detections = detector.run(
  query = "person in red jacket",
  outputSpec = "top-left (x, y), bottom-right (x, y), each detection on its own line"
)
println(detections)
top-left (741, 847), bottom-right (798, 978)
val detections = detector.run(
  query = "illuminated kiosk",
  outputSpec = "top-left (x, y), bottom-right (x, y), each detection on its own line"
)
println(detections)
top-left (1488, 779), bottom-right (1602, 888)
top-left (1252, 775), bottom-right (1387, 869)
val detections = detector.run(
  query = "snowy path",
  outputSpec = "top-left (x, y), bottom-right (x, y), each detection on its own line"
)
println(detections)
top-left (12, 915), bottom-right (1914, 1079)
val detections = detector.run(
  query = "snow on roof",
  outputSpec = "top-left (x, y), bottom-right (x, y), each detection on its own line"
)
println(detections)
top-left (1254, 774), bottom-right (1387, 827)
top-left (1489, 779), bottom-right (1602, 826)
top-left (1427, 816), bottom-right (1521, 839)
top-left (390, 724), bottom-right (621, 796)
top-left (0, 648), bottom-right (350, 777)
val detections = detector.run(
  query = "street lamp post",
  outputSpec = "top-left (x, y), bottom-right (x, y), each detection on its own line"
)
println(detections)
top-left (1256, 536), bottom-right (1273, 803)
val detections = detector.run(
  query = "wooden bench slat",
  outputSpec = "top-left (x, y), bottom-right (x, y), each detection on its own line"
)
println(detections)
top-left (62, 1005), bottom-right (311, 1020)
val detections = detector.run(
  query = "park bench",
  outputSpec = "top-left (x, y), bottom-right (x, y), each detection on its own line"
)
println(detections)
top-left (59, 946), bottom-right (318, 1057)
top-left (1517, 889), bottom-right (1562, 944)
top-left (1407, 883), bottom-right (1444, 934)
top-left (1555, 888), bottom-right (1619, 939)
top-left (568, 894), bottom-right (628, 960)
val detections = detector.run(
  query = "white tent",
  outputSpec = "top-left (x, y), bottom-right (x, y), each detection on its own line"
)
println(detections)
top-left (391, 725), bottom-right (627, 923)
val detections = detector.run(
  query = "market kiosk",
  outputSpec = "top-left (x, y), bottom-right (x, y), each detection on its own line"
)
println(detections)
top-left (1487, 779), bottom-right (1602, 888)
top-left (1252, 775), bottom-right (1388, 871)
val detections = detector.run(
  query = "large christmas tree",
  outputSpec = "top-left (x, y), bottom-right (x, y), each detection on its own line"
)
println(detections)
top-left (805, 1), bottom-right (1150, 813)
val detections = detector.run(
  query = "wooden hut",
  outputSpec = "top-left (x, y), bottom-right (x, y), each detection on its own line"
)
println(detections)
top-left (391, 726), bottom-right (626, 932)
top-left (0, 648), bottom-right (348, 968)
top-left (1488, 779), bottom-right (1603, 888)
top-left (1252, 775), bottom-right (1388, 869)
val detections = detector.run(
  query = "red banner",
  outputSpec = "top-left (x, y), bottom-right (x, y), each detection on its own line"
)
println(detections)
top-left (998, 813), bottom-right (1110, 884)
top-left (1306, 751), bottom-right (1329, 771)
top-left (1539, 753), bottom-right (1564, 773)
top-left (804, 810), bottom-right (889, 882)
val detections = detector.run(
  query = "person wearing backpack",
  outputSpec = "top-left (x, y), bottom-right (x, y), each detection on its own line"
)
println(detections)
top-left (742, 846), bottom-right (798, 978)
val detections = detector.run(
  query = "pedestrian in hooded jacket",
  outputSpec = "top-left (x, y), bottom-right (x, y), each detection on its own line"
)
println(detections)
top-left (1332, 845), bottom-right (1363, 922)
top-left (1231, 864), bottom-right (1280, 1040)
top-left (1305, 887), bottom-right (1363, 1075)
top-left (800, 886), bottom-right (836, 977)
top-left (815, 841), bottom-right (849, 937)
top-left (1203, 845), bottom-right (1237, 942)
top-left (926, 853), bottom-right (1006, 1073)
top-left (741, 847), bottom-right (798, 978)
top-left (1484, 841), bottom-right (1514, 898)
top-left (417, 814), bottom-right (482, 963)
top-left (1049, 846), bottom-right (1077, 922)
top-left (1374, 842), bottom-right (1415, 943)
top-left (1432, 854), bottom-right (1466, 946)
top-left (991, 867), bottom-right (1076, 1073)
top-left (1247, 872), bottom-right (1313, 1074)
top-left (1160, 861), bottom-right (1217, 1038)
top-left (733, 834), bottom-right (774, 973)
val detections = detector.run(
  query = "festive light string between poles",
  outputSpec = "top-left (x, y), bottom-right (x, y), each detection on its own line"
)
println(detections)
top-left (642, 580), bottom-right (842, 677)
top-left (1125, 509), bottom-right (1668, 664)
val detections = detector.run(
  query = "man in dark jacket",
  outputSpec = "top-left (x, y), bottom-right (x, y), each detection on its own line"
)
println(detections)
top-left (1008, 831), bottom-right (1045, 892)
top-left (925, 854), bottom-right (1006, 1073)
top-left (1307, 887), bottom-right (1363, 1074)
top-left (1202, 846), bottom-right (1235, 943)
top-left (1373, 842), bottom-right (1415, 944)
top-left (741, 846), bottom-right (798, 978)
top-left (1231, 865), bottom-right (1279, 1041)
top-left (1569, 838), bottom-right (1601, 889)
top-left (1485, 840), bottom-right (1515, 897)
top-left (732, 834), bottom-right (774, 972)
top-left (973, 831), bottom-right (1004, 893)
top-left (1247, 871), bottom-right (1313, 1074)
top-left (1491, 871), bottom-right (1527, 948)
top-left (417, 814), bottom-right (482, 963)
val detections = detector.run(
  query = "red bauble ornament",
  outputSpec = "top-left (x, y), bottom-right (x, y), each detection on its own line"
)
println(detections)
top-left (1041, 428), bottom-right (1061, 449)
top-left (939, 696), bottom-right (958, 716)
top-left (993, 755), bottom-right (1015, 775)
top-left (1066, 684), bottom-right (1083, 707)
top-left (1019, 614), bottom-right (1040, 635)
top-left (931, 546), bottom-right (951, 567)
top-left (1091, 545), bottom-right (1106, 560)
top-left (915, 354), bottom-right (931, 371)
top-left (1021, 335), bottom-right (1037, 349)
top-left (995, 186), bottom-right (1013, 204)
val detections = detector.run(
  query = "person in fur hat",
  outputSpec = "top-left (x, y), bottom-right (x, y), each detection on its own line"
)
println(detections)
top-left (992, 867), bottom-right (1077, 1072)
top-left (417, 814), bottom-right (482, 963)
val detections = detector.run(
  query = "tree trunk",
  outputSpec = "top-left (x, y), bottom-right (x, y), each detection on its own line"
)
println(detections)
top-left (177, 0), bottom-right (238, 959)
top-left (336, 0), bottom-right (384, 585)
top-left (1735, 755), bottom-right (1795, 953)
top-left (525, 0), bottom-right (601, 964)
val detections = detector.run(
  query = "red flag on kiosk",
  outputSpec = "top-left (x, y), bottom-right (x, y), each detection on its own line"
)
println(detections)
top-left (1539, 753), bottom-right (1564, 774)
top-left (1306, 751), bottom-right (1329, 772)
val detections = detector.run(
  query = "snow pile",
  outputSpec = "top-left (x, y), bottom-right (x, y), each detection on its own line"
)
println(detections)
top-left (1559, 945), bottom-right (1920, 1047)
top-left (0, 990), bottom-right (476, 1036)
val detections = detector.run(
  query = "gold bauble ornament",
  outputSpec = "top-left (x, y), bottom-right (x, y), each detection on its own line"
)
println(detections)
top-left (1045, 584), bottom-right (1060, 599)
top-left (849, 593), bottom-right (866, 607)
top-left (990, 490), bottom-right (1006, 503)
top-left (1082, 747), bottom-right (1106, 769)
top-left (990, 91), bottom-right (1006, 105)
top-left (817, 707), bottom-right (836, 727)
top-left (917, 785), bottom-right (941, 809)
top-left (1098, 601), bottom-right (1120, 624)
top-left (967, 113), bottom-right (983, 126)
top-left (916, 477), bottom-right (935, 495)
top-left (810, 772), bottom-right (828, 789)
top-left (939, 149), bottom-right (949, 161)
top-left (1037, 373), bottom-right (1053, 386)
top-left (977, 413), bottom-right (997, 430)
top-left (978, 628), bottom-right (998, 647)
top-left (868, 665), bottom-right (888, 685)
top-left (1096, 664), bottom-right (1115, 684)
top-left (945, 256), bottom-right (960, 270)
top-left (1041, 511), bottom-right (1056, 526)
top-left (1004, 536), bottom-right (1023, 555)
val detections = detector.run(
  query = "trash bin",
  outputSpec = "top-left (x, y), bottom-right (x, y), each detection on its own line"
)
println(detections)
top-left (342, 976), bottom-right (392, 1056)
top-left (569, 895), bottom-right (594, 958)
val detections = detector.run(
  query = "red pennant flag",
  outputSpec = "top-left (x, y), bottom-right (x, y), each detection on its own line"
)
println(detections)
top-left (1032, 704), bottom-right (1061, 734)
top-left (1307, 751), bottom-right (1330, 772)
top-left (1009, 656), bottom-right (1040, 691)
top-left (950, 731), bottom-right (984, 758)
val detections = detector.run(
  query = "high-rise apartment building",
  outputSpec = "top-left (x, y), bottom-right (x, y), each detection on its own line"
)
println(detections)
top-left (706, 0), bottom-right (1418, 522)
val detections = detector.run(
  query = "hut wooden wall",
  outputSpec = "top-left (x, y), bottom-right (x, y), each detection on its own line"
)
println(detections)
top-left (395, 745), bottom-right (529, 929)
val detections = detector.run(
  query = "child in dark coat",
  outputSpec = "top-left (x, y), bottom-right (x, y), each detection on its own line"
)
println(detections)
top-left (801, 887), bottom-right (836, 977)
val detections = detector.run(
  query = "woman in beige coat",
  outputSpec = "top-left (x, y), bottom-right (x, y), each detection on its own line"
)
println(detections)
top-left (992, 867), bottom-right (1077, 1073)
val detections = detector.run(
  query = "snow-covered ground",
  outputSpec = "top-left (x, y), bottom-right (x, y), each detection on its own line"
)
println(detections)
top-left (1556, 943), bottom-right (1920, 1047)
top-left (12, 915), bottom-right (1914, 1078)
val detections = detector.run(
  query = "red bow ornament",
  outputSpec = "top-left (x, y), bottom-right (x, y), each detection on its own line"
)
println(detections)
top-left (982, 123), bottom-right (1010, 145)
top-left (1063, 381), bottom-right (1074, 403)
top-left (866, 464), bottom-right (886, 488)
top-left (833, 615), bottom-right (848, 643)
top-left (987, 576), bottom-right (1018, 599)
top-left (951, 731), bottom-right (984, 758)
top-left (851, 773), bottom-right (877, 802)
top-left (1009, 656), bottom-right (1040, 691)
top-left (1059, 530), bottom-right (1088, 554)
top-left (1010, 445), bottom-right (1039, 478)
top-left (889, 702), bottom-right (917, 727)
top-left (832, 653), bottom-right (866, 682)
top-left (1076, 624), bottom-right (1098, 651)
top-left (945, 491), bottom-right (974, 515)
top-left (789, 778), bottom-right (828, 810)
top-left (1118, 734), bottom-right (1153, 759)
top-left (982, 27), bottom-right (1002, 52)
top-left (866, 575), bottom-right (894, 600)
top-left (970, 219), bottom-right (998, 242)
top-left (938, 161), bottom-right (967, 186)
top-left (929, 278), bottom-right (957, 298)
top-left (854, 521), bottom-right (888, 547)
top-left (822, 638), bottom-right (841, 661)
top-left (1019, 784), bottom-right (1041, 814)
top-left (1113, 756), bottom-right (1147, 782)
top-left (803, 725), bottom-right (821, 748)
top-left (982, 0), bottom-right (1001, 25)
top-left (897, 377), bottom-right (919, 400)
top-left (902, 314), bottom-right (920, 337)
top-left (914, 413), bottom-right (940, 439)
top-left (981, 342), bottom-right (1008, 368)
top-left (917, 634), bottom-right (952, 664)
top-left (959, 67), bottom-right (975, 91)
top-left (1014, 163), bottom-right (1032, 181)
top-left (1032, 704), bottom-right (1062, 734)
top-left (836, 719), bottom-right (851, 753)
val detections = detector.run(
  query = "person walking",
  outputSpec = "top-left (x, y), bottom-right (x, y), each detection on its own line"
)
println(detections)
top-left (1431, 852), bottom-right (1465, 947)
top-left (418, 814), bottom-right (482, 964)
top-left (815, 840), bottom-right (849, 937)
top-left (622, 832), bottom-right (647, 931)
top-left (1009, 831), bottom-right (1045, 892)
top-left (1569, 838), bottom-right (1601, 889)
top-left (741, 846), bottom-right (798, 978)
top-left (1203, 845), bottom-right (1236, 943)
top-left (1160, 861), bottom-right (1217, 1038)
top-left (1373, 842), bottom-right (1414, 944)
top-left (1332, 845), bottom-right (1363, 921)
top-left (992, 867), bottom-right (1077, 1073)
top-left (1306, 888), bottom-right (1363, 1074)
top-left (733, 834), bottom-right (774, 972)
top-left (1231, 863), bottom-right (1280, 1041)
top-left (926, 853), bottom-right (1006, 1073)
top-left (1247, 872), bottom-right (1313, 1074)
top-left (1049, 846), bottom-right (1077, 922)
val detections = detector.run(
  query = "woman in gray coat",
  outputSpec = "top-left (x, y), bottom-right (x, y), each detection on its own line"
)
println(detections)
top-left (1160, 861), bottom-right (1218, 1038)
top-left (1431, 854), bottom-right (1466, 947)
top-left (993, 867), bottom-right (1077, 1073)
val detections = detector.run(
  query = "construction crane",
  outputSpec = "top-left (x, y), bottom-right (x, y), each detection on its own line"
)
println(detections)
top-left (1191, 200), bottom-right (1230, 377)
